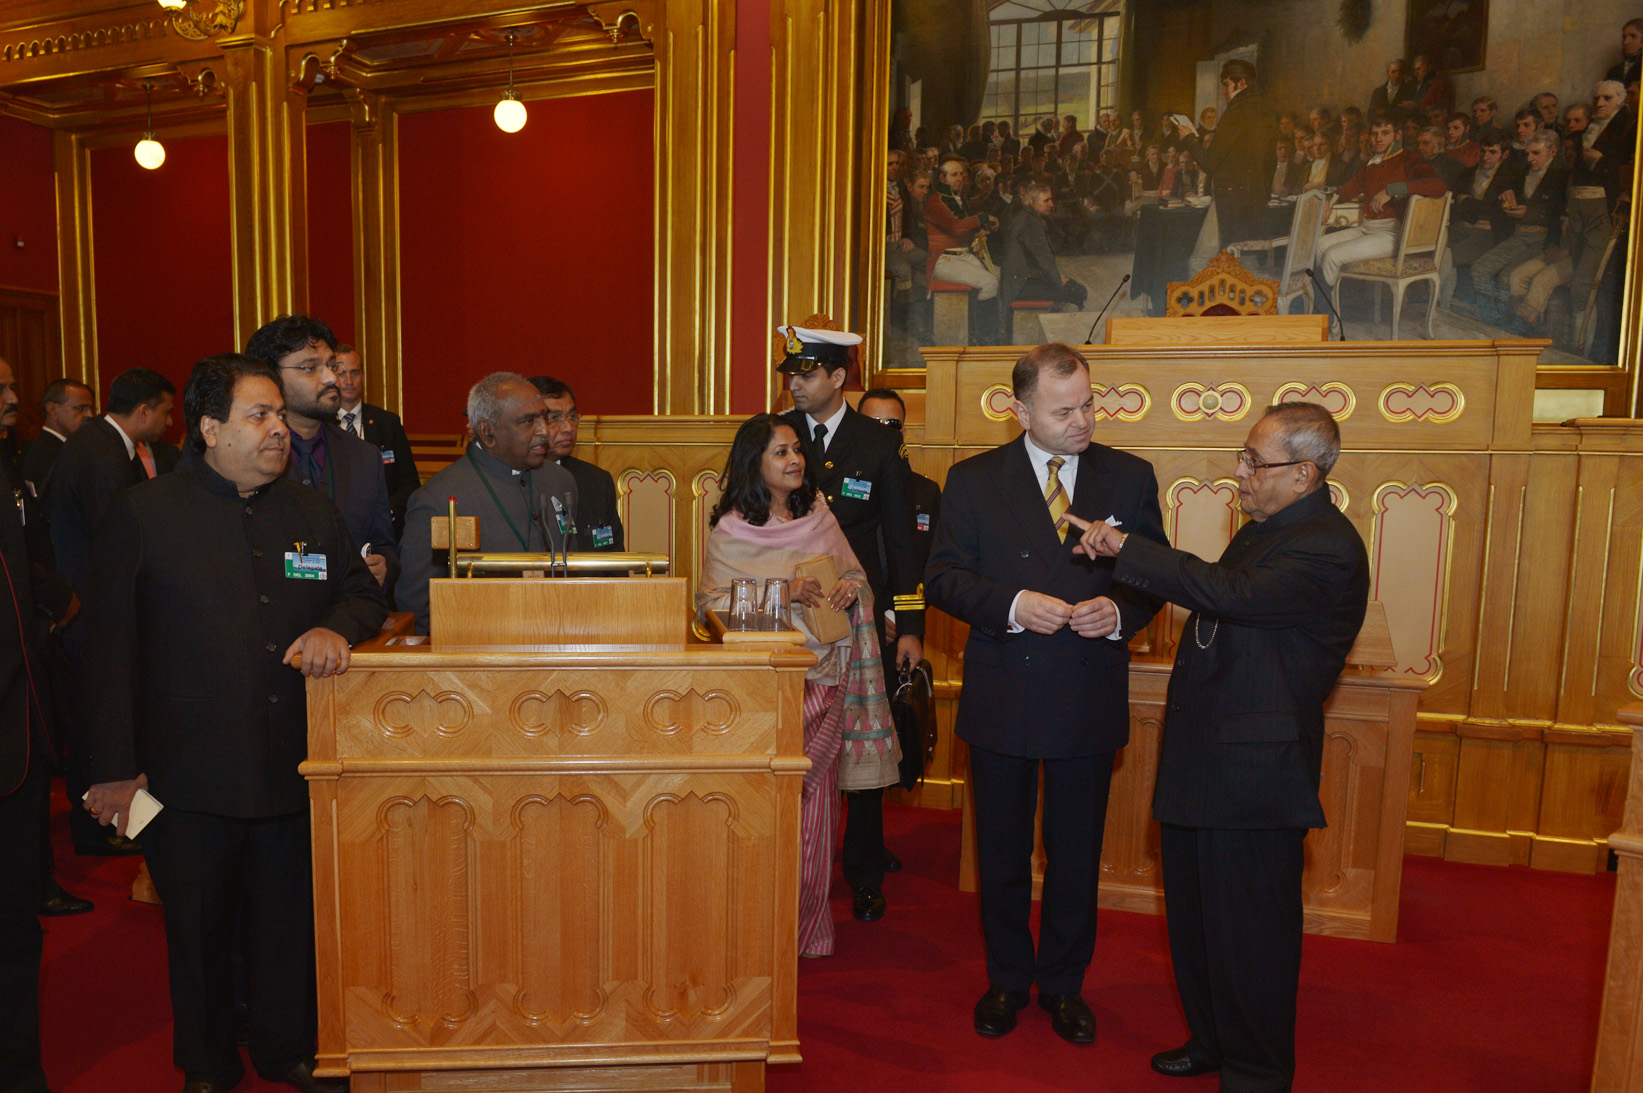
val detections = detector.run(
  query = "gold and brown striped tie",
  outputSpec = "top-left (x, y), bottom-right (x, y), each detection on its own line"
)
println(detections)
top-left (1045, 456), bottom-right (1069, 542)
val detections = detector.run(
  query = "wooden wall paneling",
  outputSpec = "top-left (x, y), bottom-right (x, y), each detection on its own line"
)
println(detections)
top-left (52, 131), bottom-right (95, 391)
top-left (1536, 729), bottom-right (1631, 873)
top-left (221, 29), bottom-right (309, 347)
top-left (1499, 448), bottom-right (1581, 721)
top-left (654, 0), bottom-right (736, 414)
top-left (0, 287), bottom-right (61, 437)
top-left (1560, 447), bottom-right (1625, 729)
top-left (1406, 725), bottom-right (1460, 856)
top-left (1448, 724), bottom-right (1546, 866)
top-left (345, 90), bottom-right (402, 418)
top-left (1592, 710), bottom-right (1643, 1092)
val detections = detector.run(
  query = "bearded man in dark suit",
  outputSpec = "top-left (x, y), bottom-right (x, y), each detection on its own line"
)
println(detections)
top-left (1068, 401), bottom-right (1369, 1092)
top-left (1194, 59), bottom-right (1279, 250)
top-left (926, 342), bottom-right (1164, 1046)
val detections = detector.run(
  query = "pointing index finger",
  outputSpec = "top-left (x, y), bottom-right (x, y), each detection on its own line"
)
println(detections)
top-left (1062, 513), bottom-right (1094, 532)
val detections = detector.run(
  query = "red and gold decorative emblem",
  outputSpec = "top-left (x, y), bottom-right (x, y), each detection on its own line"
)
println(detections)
top-left (1171, 382), bottom-right (1252, 421)
top-left (980, 382), bottom-right (1150, 422)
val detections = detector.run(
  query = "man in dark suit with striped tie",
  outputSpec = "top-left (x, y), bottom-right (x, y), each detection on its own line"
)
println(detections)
top-left (333, 343), bottom-right (419, 536)
top-left (44, 366), bottom-right (174, 855)
top-left (926, 343), bottom-right (1164, 1045)
top-left (1068, 402), bottom-right (1369, 1091)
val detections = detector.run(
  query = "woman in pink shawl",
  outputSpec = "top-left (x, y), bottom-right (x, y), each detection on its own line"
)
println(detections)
top-left (696, 414), bottom-right (897, 957)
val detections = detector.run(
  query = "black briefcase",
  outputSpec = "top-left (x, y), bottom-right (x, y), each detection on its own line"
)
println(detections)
top-left (892, 660), bottom-right (935, 790)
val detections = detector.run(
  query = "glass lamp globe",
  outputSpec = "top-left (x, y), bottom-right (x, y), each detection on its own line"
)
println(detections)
top-left (157, 0), bottom-right (187, 9)
top-left (134, 137), bottom-right (166, 170)
top-left (493, 94), bottom-right (527, 134)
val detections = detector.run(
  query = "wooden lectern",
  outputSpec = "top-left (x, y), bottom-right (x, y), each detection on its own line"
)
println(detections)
top-left (301, 579), bottom-right (814, 1092)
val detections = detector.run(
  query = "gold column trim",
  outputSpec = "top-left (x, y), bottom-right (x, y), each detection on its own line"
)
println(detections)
top-left (346, 88), bottom-right (402, 418)
top-left (52, 129), bottom-right (97, 392)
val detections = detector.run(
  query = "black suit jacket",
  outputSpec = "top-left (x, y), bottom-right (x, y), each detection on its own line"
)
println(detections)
top-left (44, 417), bottom-right (144, 594)
top-left (997, 210), bottom-right (1060, 307)
top-left (1368, 81), bottom-right (1416, 118)
top-left (561, 454), bottom-right (624, 551)
top-left (1113, 488), bottom-right (1368, 830)
top-left (290, 423), bottom-right (401, 591)
top-left (78, 459), bottom-right (388, 817)
top-left (925, 437), bottom-right (1164, 758)
top-left (348, 402), bottom-right (420, 533)
top-left (19, 431), bottom-right (63, 493)
top-left (783, 405), bottom-right (924, 638)
top-left (1193, 87), bottom-right (1279, 248)
top-left (0, 447), bottom-right (67, 793)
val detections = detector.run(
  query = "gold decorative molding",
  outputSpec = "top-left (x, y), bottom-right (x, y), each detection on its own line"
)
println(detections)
top-left (979, 383), bottom-right (1014, 422)
top-left (1170, 381), bottom-right (1253, 421)
top-left (1377, 381), bottom-right (1466, 423)
top-left (1093, 382), bottom-right (1151, 422)
top-left (170, 0), bottom-right (245, 42)
top-left (1274, 380), bottom-right (1356, 420)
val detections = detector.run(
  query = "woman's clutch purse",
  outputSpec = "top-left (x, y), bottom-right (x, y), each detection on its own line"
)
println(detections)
top-left (793, 554), bottom-right (852, 644)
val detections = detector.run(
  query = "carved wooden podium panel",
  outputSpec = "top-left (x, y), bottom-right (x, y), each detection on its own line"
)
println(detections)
top-left (958, 662), bottom-right (1423, 943)
top-left (305, 592), bottom-right (813, 1092)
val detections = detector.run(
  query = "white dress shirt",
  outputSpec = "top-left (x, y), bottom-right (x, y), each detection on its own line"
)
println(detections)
top-left (803, 402), bottom-right (849, 451)
top-left (1004, 436), bottom-right (1123, 639)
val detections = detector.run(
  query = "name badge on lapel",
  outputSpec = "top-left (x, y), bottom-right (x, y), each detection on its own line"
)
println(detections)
top-left (592, 525), bottom-right (615, 548)
top-left (842, 477), bottom-right (873, 501)
top-left (381, 449), bottom-right (395, 464)
top-left (916, 512), bottom-right (931, 532)
top-left (284, 547), bottom-right (328, 580)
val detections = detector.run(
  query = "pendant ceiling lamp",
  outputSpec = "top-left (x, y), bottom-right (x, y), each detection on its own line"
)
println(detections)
top-left (134, 81), bottom-right (166, 170)
top-left (494, 29), bottom-right (526, 133)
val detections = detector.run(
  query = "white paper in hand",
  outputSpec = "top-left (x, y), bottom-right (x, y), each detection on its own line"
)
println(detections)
top-left (1104, 516), bottom-right (1122, 527)
top-left (82, 786), bottom-right (164, 839)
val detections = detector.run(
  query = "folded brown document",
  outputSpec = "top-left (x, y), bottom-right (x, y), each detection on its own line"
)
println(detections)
top-left (793, 554), bottom-right (852, 644)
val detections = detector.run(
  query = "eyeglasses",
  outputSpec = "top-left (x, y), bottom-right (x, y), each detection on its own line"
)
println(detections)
top-left (280, 362), bottom-right (334, 377)
top-left (545, 410), bottom-right (581, 426)
top-left (1235, 449), bottom-right (1311, 472)
top-left (867, 416), bottom-right (904, 430)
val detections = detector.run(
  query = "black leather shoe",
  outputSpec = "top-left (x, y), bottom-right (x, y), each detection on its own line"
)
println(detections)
top-left (1038, 992), bottom-right (1096, 1044)
top-left (972, 987), bottom-right (1030, 1036)
top-left (1151, 1044), bottom-right (1221, 1077)
top-left (850, 883), bottom-right (885, 922)
top-left (271, 1062), bottom-right (348, 1093)
top-left (73, 831), bottom-right (142, 856)
top-left (181, 1083), bottom-right (225, 1093)
top-left (880, 849), bottom-right (902, 873)
top-left (39, 877), bottom-right (94, 916)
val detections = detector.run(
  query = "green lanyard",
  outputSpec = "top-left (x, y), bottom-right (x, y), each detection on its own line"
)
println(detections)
top-left (467, 449), bottom-right (531, 550)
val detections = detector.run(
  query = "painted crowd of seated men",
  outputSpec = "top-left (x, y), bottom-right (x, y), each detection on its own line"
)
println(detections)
top-left (885, 16), bottom-right (1640, 352)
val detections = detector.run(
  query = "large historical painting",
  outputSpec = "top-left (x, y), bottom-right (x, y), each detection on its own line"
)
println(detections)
top-left (880, 0), bottom-right (1639, 388)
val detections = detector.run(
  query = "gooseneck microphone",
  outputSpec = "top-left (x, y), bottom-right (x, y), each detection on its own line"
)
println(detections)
top-left (1083, 273), bottom-right (1131, 344)
top-left (1304, 269), bottom-right (1348, 341)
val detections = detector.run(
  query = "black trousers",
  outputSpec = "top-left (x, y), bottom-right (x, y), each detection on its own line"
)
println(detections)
top-left (1160, 823), bottom-right (1306, 1093)
top-left (969, 746), bottom-right (1115, 995)
top-left (141, 808), bottom-right (317, 1087)
top-left (0, 733), bottom-right (48, 1093)
top-left (841, 635), bottom-right (904, 889)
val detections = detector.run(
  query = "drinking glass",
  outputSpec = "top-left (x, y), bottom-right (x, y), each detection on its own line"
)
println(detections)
top-left (761, 578), bottom-right (792, 630)
top-left (730, 577), bottom-right (759, 630)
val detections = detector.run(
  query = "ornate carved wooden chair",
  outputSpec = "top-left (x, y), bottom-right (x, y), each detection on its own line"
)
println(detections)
top-left (1166, 250), bottom-right (1279, 317)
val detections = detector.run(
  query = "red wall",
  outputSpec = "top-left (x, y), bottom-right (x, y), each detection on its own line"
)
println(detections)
top-left (731, 0), bottom-right (773, 415)
top-left (91, 134), bottom-right (233, 441)
top-left (306, 120), bottom-right (356, 347)
top-left (0, 116), bottom-right (59, 294)
top-left (397, 90), bottom-right (655, 432)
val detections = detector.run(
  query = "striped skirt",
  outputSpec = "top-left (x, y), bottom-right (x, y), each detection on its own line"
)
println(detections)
top-left (798, 680), bottom-right (846, 957)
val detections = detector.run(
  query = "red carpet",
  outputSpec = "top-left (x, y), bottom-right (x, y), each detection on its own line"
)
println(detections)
top-left (40, 790), bottom-right (1613, 1092)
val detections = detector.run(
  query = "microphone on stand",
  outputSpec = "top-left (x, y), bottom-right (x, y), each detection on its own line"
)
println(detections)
top-left (1084, 273), bottom-right (1131, 344)
top-left (533, 492), bottom-right (564, 577)
top-left (1304, 269), bottom-right (1348, 341)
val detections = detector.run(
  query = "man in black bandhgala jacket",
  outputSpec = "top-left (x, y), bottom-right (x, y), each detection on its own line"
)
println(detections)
top-left (1067, 401), bottom-right (1369, 1092)
top-left (81, 354), bottom-right (387, 1093)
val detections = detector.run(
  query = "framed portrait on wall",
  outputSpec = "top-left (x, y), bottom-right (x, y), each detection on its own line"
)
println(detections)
top-left (867, 0), bottom-right (1643, 415)
top-left (1406, 0), bottom-right (1490, 75)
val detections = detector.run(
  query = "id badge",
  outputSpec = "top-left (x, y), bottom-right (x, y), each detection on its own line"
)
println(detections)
top-left (917, 512), bottom-right (931, 532)
top-left (592, 525), bottom-right (615, 548)
top-left (284, 551), bottom-right (328, 580)
top-left (381, 449), bottom-right (395, 464)
top-left (842, 477), bottom-right (873, 501)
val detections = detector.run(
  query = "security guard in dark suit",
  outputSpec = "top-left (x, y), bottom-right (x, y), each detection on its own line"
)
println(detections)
top-left (333, 344), bottom-right (420, 536)
top-left (779, 326), bottom-right (923, 923)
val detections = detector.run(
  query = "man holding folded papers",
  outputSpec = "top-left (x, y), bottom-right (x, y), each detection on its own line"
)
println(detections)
top-left (79, 354), bottom-right (387, 1093)
top-left (1065, 401), bottom-right (1368, 1092)
top-left (925, 342), bottom-right (1164, 1046)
